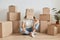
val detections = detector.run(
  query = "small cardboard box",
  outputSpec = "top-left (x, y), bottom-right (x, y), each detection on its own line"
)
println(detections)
top-left (12, 21), bottom-right (20, 33)
top-left (43, 7), bottom-right (50, 14)
top-left (40, 21), bottom-right (49, 33)
top-left (47, 24), bottom-right (57, 35)
top-left (0, 21), bottom-right (12, 38)
top-left (26, 9), bottom-right (34, 19)
top-left (9, 5), bottom-right (16, 12)
top-left (55, 24), bottom-right (60, 33)
top-left (40, 14), bottom-right (50, 21)
top-left (7, 12), bottom-right (20, 21)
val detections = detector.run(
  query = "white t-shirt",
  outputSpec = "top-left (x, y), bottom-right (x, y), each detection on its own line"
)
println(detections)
top-left (23, 19), bottom-right (33, 28)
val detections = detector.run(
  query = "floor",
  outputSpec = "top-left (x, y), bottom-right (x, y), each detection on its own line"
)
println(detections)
top-left (0, 33), bottom-right (60, 40)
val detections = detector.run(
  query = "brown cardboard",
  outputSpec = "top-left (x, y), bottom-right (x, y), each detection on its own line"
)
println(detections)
top-left (55, 24), bottom-right (60, 33)
top-left (47, 24), bottom-right (57, 35)
top-left (12, 21), bottom-right (20, 33)
top-left (7, 12), bottom-right (20, 21)
top-left (43, 7), bottom-right (50, 14)
top-left (40, 14), bottom-right (50, 21)
top-left (40, 21), bottom-right (49, 33)
top-left (9, 5), bottom-right (16, 12)
top-left (25, 9), bottom-right (34, 19)
top-left (0, 21), bottom-right (12, 38)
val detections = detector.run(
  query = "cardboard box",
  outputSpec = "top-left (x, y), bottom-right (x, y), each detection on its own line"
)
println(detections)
top-left (9, 5), bottom-right (16, 12)
top-left (55, 24), bottom-right (60, 33)
top-left (40, 14), bottom-right (50, 21)
top-left (25, 9), bottom-right (34, 19)
top-left (47, 24), bottom-right (57, 35)
top-left (12, 21), bottom-right (20, 33)
top-left (26, 9), bottom-right (34, 14)
top-left (0, 21), bottom-right (12, 38)
top-left (7, 12), bottom-right (20, 21)
top-left (43, 7), bottom-right (50, 14)
top-left (40, 21), bottom-right (49, 33)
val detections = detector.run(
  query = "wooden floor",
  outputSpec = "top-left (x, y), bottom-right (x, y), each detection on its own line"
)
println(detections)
top-left (0, 33), bottom-right (60, 40)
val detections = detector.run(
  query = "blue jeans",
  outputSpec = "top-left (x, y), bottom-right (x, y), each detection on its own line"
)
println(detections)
top-left (19, 23), bottom-right (39, 34)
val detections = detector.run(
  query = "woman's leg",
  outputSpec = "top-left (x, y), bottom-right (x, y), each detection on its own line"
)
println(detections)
top-left (19, 27), bottom-right (30, 35)
top-left (35, 23), bottom-right (39, 31)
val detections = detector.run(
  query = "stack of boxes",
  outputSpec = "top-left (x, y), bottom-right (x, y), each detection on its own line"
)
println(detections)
top-left (25, 9), bottom-right (34, 19)
top-left (39, 7), bottom-right (50, 33)
top-left (7, 5), bottom-right (20, 33)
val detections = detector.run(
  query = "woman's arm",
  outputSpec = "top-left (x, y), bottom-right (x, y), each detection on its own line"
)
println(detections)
top-left (32, 21), bottom-right (36, 32)
top-left (22, 22), bottom-right (26, 32)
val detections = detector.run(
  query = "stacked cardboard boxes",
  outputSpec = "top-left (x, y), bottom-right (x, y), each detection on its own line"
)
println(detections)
top-left (0, 21), bottom-right (12, 38)
top-left (7, 5), bottom-right (20, 33)
top-left (25, 9), bottom-right (34, 19)
top-left (39, 7), bottom-right (50, 33)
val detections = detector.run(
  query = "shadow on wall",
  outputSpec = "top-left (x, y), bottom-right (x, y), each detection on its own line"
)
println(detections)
top-left (0, 9), bottom-right (8, 21)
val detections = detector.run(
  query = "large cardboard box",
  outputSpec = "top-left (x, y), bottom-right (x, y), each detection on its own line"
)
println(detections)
top-left (12, 21), bottom-right (20, 33)
top-left (7, 12), bottom-right (20, 21)
top-left (26, 9), bottom-right (34, 19)
top-left (40, 14), bottom-right (50, 21)
top-left (9, 5), bottom-right (16, 12)
top-left (0, 21), bottom-right (12, 38)
top-left (43, 7), bottom-right (50, 14)
top-left (40, 21), bottom-right (49, 33)
top-left (47, 24), bottom-right (57, 35)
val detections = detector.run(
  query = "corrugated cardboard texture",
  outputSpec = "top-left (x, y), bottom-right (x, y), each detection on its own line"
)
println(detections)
top-left (12, 21), bottom-right (20, 33)
top-left (40, 14), bottom-right (50, 21)
top-left (7, 12), bottom-right (20, 21)
top-left (40, 21), bottom-right (48, 33)
top-left (26, 9), bottom-right (34, 19)
top-left (47, 24), bottom-right (57, 35)
top-left (43, 7), bottom-right (50, 14)
top-left (55, 24), bottom-right (60, 33)
top-left (0, 23), bottom-right (2, 38)
top-left (0, 21), bottom-right (12, 38)
top-left (9, 5), bottom-right (16, 12)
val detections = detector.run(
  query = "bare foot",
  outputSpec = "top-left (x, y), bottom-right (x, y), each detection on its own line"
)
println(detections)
top-left (30, 32), bottom-right (35, 38)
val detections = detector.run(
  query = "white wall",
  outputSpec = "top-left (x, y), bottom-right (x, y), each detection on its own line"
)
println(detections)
top-left (0, 0), bottom-right (59, 21)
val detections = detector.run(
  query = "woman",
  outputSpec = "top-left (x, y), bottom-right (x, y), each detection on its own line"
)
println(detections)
top-left (20, 16), bottom-right (35, 37)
